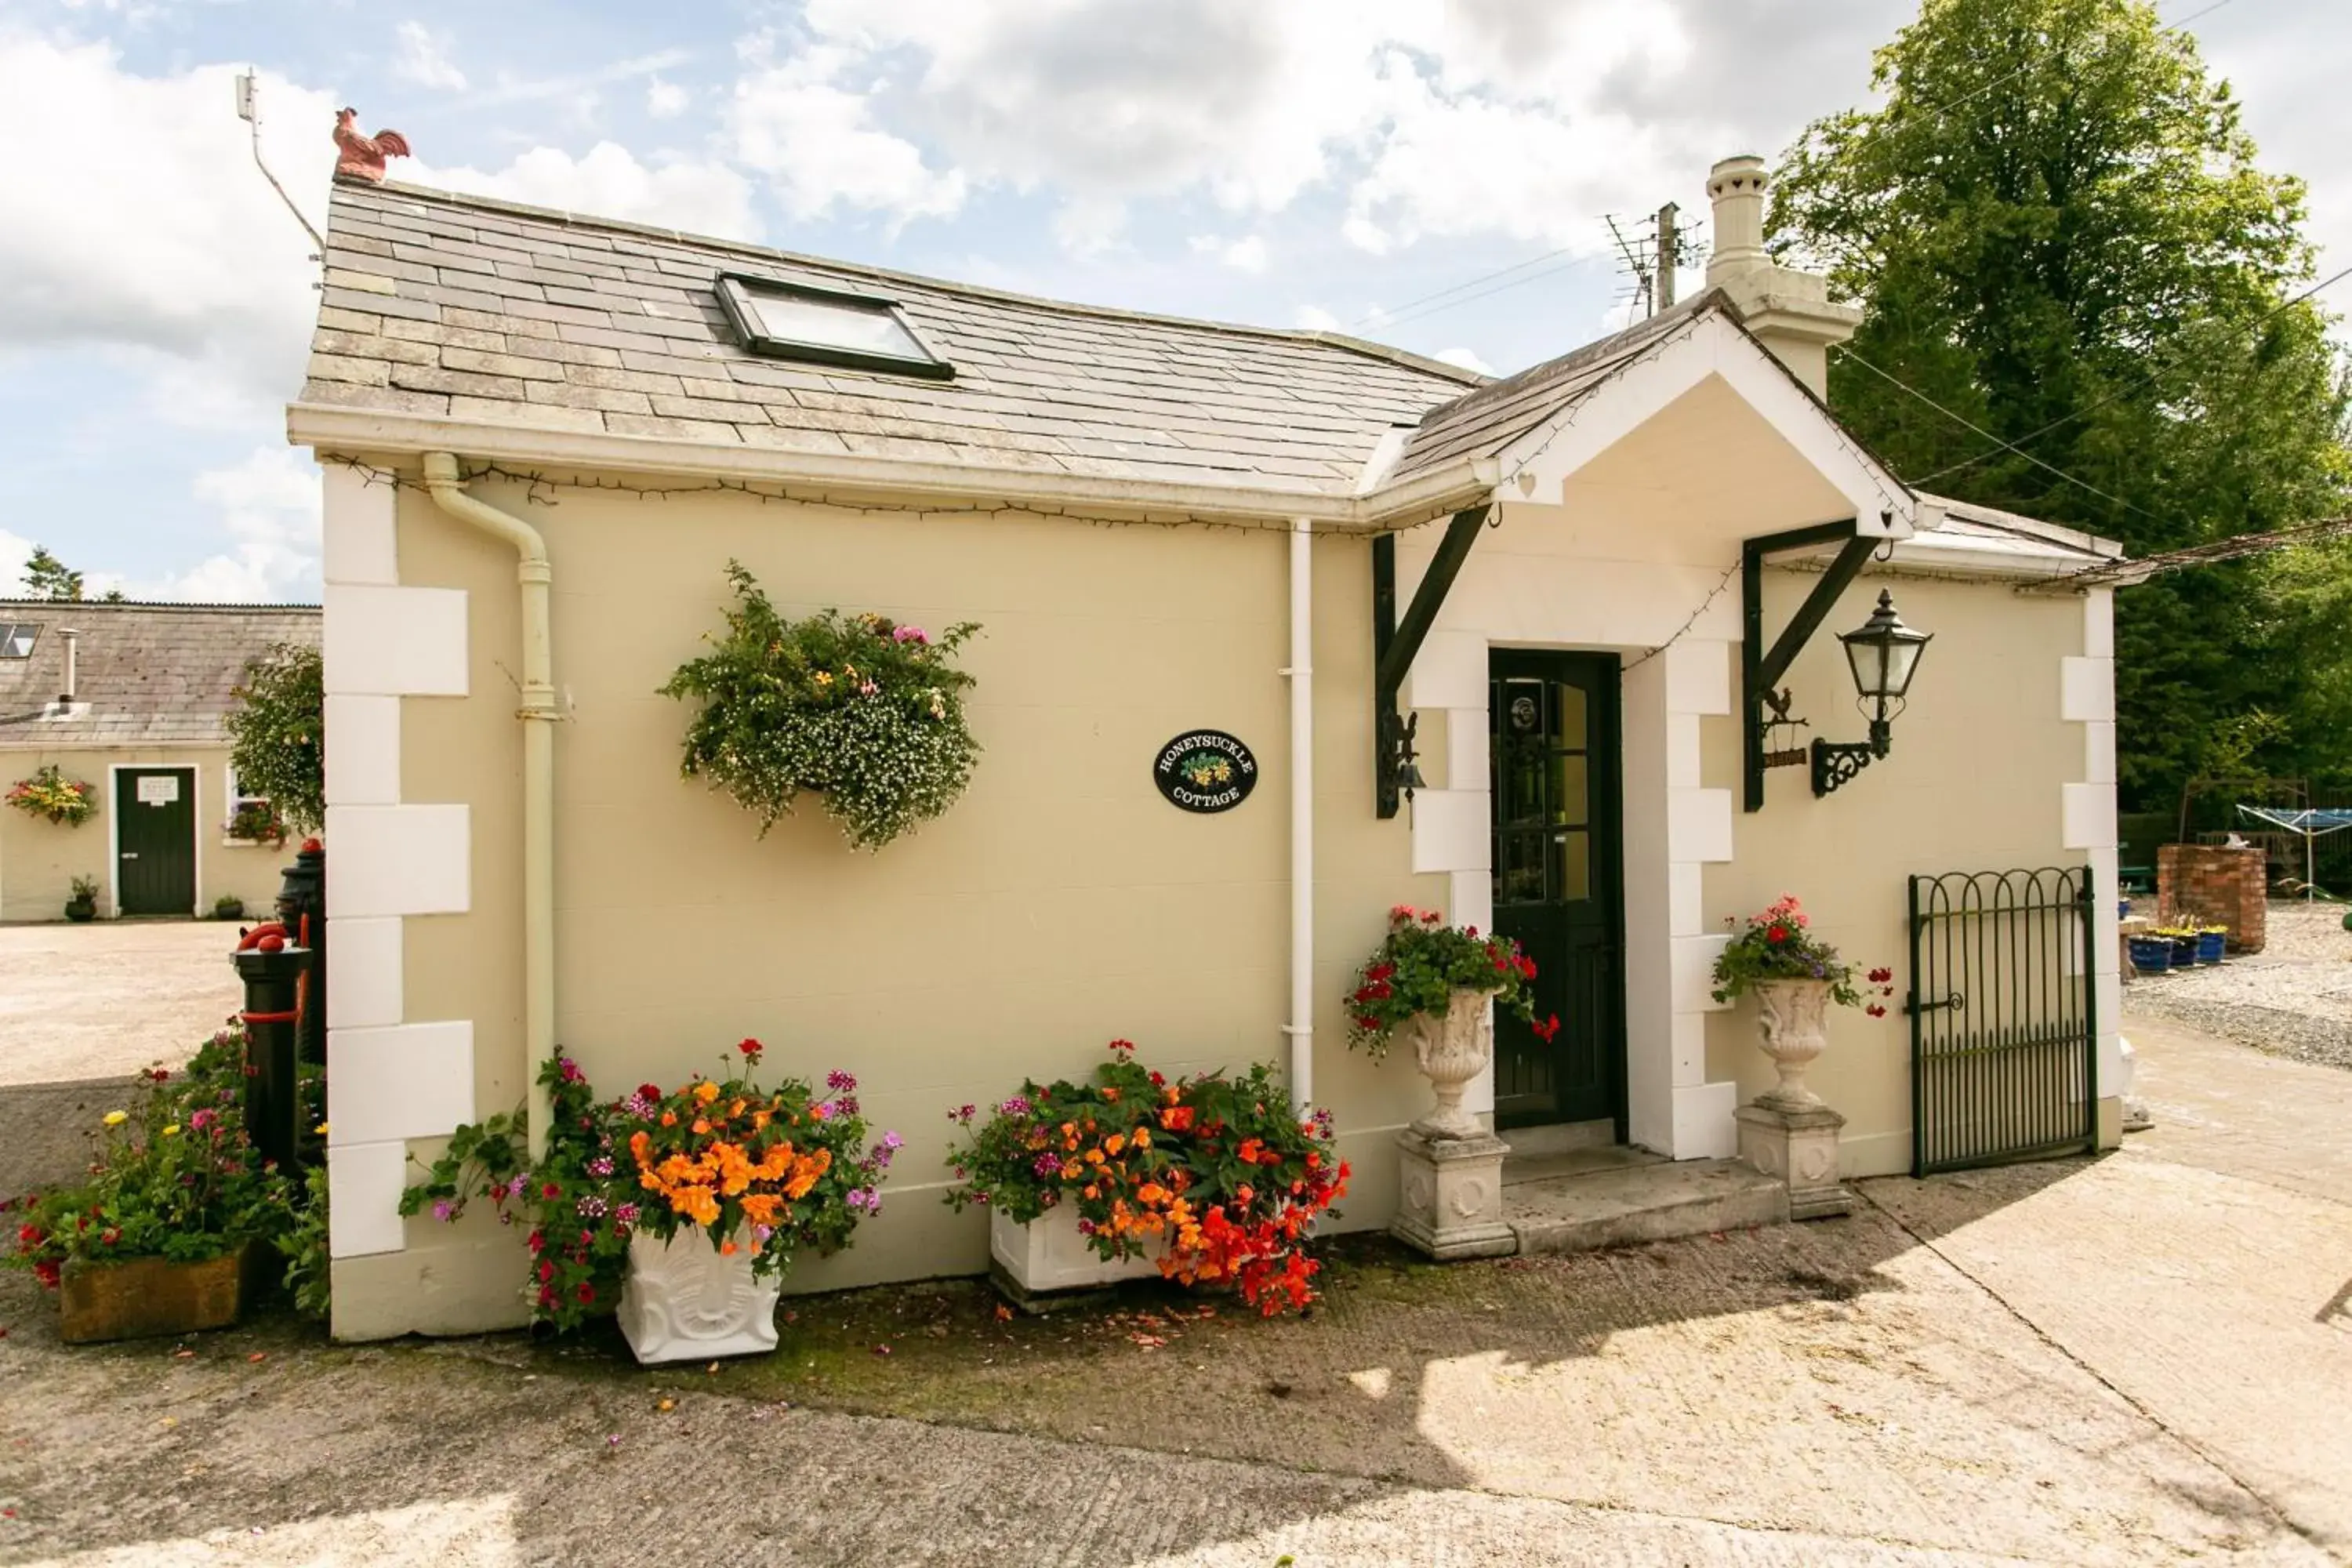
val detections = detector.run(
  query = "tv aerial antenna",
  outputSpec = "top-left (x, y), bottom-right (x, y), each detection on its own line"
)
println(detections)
top-left (234, 69), bottom-right (325, 260)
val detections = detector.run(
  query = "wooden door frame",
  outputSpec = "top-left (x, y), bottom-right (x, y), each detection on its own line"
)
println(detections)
top-left (1487, 648), bottom-right (1629, 1138)
top-left (107, 764), bottom-right (201, 919)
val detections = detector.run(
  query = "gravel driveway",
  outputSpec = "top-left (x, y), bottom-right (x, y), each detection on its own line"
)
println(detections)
top-left (2128, 900), bottom-right (2352, 1072)
top-left (0, 920), bottom-right (241, 1087)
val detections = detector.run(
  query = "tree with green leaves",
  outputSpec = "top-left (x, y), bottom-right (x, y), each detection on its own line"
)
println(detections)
top-left (224, 643), bottom-right (324, 836)
top-left (19, 546), bottom-right (84, 602)
top-left (1772, 0), bottom-right (2352, 811)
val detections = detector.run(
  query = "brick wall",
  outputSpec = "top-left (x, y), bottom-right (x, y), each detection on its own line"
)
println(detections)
top-left (2157, 844), bottom-right (2267, 953)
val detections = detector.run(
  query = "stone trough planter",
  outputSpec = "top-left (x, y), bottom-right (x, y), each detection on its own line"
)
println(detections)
top-left (615, 1228), bottom-right (781, 1366)
top-left (989, 1205), bottom-right (1158, 1312)
top-left (59, 1243), bottom-right (270, 1344)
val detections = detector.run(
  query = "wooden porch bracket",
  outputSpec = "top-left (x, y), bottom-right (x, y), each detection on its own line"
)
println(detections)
top-left (1374, 506), bottom-right (1490, 818)
top-left (1741, 519), bottom-right (1876, 812)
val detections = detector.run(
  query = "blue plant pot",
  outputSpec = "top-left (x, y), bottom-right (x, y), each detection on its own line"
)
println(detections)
top-left (2196, 931), bottom-right (2226, 965)
top-left (2127, 937), bottom-right (2174, 975)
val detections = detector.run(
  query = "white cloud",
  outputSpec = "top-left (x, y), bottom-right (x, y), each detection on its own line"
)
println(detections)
top-left (728, 42), bottom-right (966, 224)
top-left (1434, 346), bottom-right (1497, 375)
top-left (392, 20), bottom-right (467, 91)
top-left (1051, 195), bottom-right (1126, 258)
top-left (0, 529), bottom-right (33, 596)
top-left (1293, 304), bottom-right (1341, 331)
top-left (1189, 234), bottom-right (1268, 273)
top-left (412, 143), bottom-right (758, 240)
top-left (646, 75), bottom-right (689, 118)
top-left (469, 49), bottom-right (695, 108)
top-left (0, 39), bottom-right (336, 411)
top-left (124, 447), bottom-right (321, 603)
top-left (793, 0), bottom-right (1410, 214)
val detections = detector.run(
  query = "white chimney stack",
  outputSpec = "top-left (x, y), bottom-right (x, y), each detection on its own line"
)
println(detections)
top-left (1701, 153), bottom-right (1860, 397)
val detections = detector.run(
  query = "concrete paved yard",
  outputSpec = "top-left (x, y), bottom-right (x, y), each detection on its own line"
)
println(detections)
top-left (0, 921), bottom-right (240, 1088)
top-left (0, 1011), bottom-right (2344, 1566)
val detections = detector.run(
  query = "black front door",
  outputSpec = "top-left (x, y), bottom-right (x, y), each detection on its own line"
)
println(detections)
top-left (1490, 652), bottom-right (1624, 1131)
top-left (116, 767), bottom-right (197, 916)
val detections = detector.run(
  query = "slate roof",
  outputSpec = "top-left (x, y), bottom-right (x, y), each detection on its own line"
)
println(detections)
top-left (0, 601), bottom-right (320, 750)
top-left (299, 178), bottom-right (1486, 497)
top-left (1385, 297), bottom-right (1722, 485)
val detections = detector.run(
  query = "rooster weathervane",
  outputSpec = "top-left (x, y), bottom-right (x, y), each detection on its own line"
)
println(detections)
top-left (333, 108), bottom-right (412, 183)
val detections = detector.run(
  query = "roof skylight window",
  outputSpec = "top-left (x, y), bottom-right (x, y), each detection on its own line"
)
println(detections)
top-left (0, 623), bottom-right (37, 659)
top-left (716, 274), bottom-right (953, 381)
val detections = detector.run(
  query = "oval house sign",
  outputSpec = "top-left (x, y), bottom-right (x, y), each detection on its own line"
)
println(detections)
top-left (1152, 730), bottom-right (1258, 815)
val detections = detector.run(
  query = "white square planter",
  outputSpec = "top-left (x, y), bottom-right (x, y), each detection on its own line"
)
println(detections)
top-left (615, 1228), bottom-right (780, 1366)
top-left (989, 1205), bottom-right (1160, 1297)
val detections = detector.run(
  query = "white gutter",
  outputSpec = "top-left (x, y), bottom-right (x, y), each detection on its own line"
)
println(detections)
top-left (419, 453), bottom-right (561, 1160)
top-left (1282, 517), bottom-right (1316, 1112)
top-left (287, 403), bottom-right (1497, 535)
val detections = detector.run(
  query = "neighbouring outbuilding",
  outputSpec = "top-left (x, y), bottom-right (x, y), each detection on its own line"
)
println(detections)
top-left (291, 152), bottom-right (2126, 1341)
top-left (0, 599), bottom-right (317, 923)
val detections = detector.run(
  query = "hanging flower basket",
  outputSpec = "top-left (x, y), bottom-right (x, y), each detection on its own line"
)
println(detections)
top-left (661, 562), bottom-right (981, 851)
top-left (6, 764), bottom-right (97, 827)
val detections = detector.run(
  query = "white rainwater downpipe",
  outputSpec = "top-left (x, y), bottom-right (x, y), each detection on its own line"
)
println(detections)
top-left (1283, 517), bottom-right (1315, 1110)
top-left (419, 452), bottom-right (560, 1159)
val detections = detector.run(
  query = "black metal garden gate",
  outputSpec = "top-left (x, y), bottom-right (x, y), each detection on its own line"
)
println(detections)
top-left (1907, 867), bottom-right (2097, 1176)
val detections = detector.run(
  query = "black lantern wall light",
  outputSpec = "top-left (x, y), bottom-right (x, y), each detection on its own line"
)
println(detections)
top-left (1742, 518), bottom-right (1933, 809)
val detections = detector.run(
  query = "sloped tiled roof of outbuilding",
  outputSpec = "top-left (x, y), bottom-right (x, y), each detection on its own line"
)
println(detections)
top-left (1385, 295), bottom-right (1729, 485)
top-left (299, 178), bottom-right (1487, 495)
top-left (0, 601), bottom-right (319, 750)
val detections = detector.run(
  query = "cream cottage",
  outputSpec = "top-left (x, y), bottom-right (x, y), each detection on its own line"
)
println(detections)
top-left (287, 153), bottom-right (2122, 1340)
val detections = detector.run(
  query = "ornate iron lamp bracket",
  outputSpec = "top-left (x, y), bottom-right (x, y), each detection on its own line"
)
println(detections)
top-left (1742, 519), bottom-right (1878, 811)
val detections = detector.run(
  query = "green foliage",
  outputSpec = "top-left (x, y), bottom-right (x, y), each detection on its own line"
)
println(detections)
top-left (4, 1029), bottom-right (298, 1286)
top-left (68, 874), bottom-right (99, 902)
top-left (278, 1163), bottom-right (332, 1320)
top-left (1773, 0), bottom-right (2352, 809)
top-left (225, 643), bottom-right (325, 835)
top-left (1342, 905), bottom-right (1550, 1058)
top-left (20, 546), bottom-right (84, 602)
top-left (660, 562), bottom-right (981, 851)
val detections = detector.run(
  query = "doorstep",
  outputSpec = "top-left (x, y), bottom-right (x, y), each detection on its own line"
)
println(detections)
top-left (1501, 1144), bottom-right (1789, 1256)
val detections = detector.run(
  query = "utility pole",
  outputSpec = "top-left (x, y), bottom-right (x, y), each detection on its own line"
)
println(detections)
top-left (1654, 201), bottom-right (1679, 311)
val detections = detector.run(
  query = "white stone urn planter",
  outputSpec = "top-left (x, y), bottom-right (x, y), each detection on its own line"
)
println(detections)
top-left (615, 1227), bottom-right (780, 1366)
top-left (990, 1205), bottom-right (1159, 1301)
top-left (1749, 978), bottom-right (1833, 1110)
top-left (1403, 988), bottom-right (1494, 1140)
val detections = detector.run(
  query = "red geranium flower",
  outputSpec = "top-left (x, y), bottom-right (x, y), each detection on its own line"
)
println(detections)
top-left (738, 1037), bottom-right (764, 1064)
top-left (1532, 1014), bottom-right (1563, 1044)
top-left (1766, 924), bottom-right (1789, 944)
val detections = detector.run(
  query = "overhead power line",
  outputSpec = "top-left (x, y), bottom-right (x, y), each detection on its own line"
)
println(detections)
top-left (2020, 515), bottom-right (2352, 592)
top-left (1831, 343), bottom-right (2165, 522)
top-left (1911, 258), bottom-right (2352, 487)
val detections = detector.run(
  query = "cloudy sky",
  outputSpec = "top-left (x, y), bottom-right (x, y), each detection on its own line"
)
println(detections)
top-left (0, 0), bottom-right (2339, 602)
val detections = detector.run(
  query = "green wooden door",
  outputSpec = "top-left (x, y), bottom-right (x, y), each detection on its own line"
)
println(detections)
top-left (1489, 652), bottom-right (1624, 1131)
top-left (115, 768), bottom-right (196, 916)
